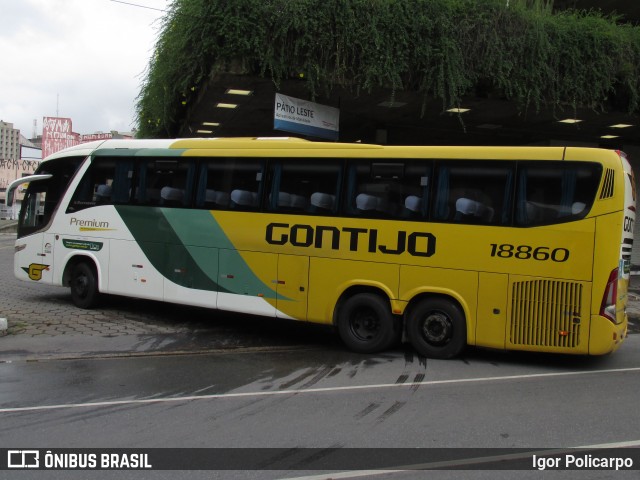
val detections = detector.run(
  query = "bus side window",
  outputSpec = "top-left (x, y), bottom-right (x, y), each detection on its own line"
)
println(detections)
top-left (346, 162), bottom-right (395, 217)
top-left (432, 162), bottom-right (513, 225)
top-left (136, 159), bottom-right (193, 208)
top-left (343, 160), bottom-right (431, 220)
top-left (134, 160), bottom-right (159, 205)
top-left (515, 162), bottom-right (601, 226)
top-left (229, 160), bottom-right (263, 210)
top-left (195, 158), bottom-right (264, 211)
top-left (401, 163), bottom-right (431, 219)
top-left (67, 157), bottom-right (132, 211)
top-left (266, 160), bottom-right (341, 214)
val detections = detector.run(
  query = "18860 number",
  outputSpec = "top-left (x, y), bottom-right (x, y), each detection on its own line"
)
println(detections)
top-left (490, 244), bottom-right (570, 262)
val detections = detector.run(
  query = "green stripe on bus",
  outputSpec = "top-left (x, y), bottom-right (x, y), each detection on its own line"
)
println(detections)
top-left (115, 206), bottom-right (222, 292)
top-left (93, 148), bottom-right (187, 157)
top-left (162, 209), bottom-right (281, 300)
top-left (115, 206), bottom-right (281, 299)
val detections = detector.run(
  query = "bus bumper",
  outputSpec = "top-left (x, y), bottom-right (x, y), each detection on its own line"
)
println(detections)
top-left (589, 314), bottom-right (628, 355)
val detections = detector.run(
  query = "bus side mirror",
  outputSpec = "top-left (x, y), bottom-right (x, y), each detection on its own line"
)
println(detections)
top-left (5, 183), bottom-right (18, 206)
top-left (5, 174), bottom-right (53, 206)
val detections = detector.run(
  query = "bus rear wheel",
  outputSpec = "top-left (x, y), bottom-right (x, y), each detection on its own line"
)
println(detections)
top-left (407, 298), bottom-right (466, 359)
top-left (337, 293), bottom-right (397, 354)
top-left (70, 262), bottom-right (100, 309)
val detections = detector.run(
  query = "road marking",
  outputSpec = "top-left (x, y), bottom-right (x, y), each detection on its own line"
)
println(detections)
top-left (1, 366), bottom-right (639, 414)
top-left (278, 440), bottom-right (640, 480)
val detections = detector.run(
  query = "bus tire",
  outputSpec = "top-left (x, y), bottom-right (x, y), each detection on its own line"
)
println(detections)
top-left (407, 298), bottom-right (466, 359)
top-left (337, 293), bottom-right (396, 354)
top-left (70, 262), bottom-right (100, 309)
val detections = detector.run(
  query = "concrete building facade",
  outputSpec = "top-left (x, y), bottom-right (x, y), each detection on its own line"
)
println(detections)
top-left (0, 122), bottom-right (42, 218)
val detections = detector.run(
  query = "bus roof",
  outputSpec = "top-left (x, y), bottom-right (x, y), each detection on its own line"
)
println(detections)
top-left (41, 137), bottom-right (622, 164)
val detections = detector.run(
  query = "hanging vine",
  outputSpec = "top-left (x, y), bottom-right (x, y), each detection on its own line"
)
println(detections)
top-left (136, 0), bottom-right (640, 138)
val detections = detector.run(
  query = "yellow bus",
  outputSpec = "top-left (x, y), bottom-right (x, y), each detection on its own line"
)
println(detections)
top-left (6, 138), bottom-right (635, 358)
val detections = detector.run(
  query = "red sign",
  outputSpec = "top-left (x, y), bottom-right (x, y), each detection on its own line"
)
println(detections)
top-left (42, 117), bottom-right (80, 159)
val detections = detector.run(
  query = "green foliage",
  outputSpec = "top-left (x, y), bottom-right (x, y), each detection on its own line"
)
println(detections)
top-left (136, 0), bottom-right (640, 138)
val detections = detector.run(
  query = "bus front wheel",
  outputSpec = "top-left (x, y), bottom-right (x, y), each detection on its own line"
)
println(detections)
top-left (337, 293), bottom-right (397, 354)
top-left (70, 262), bottom-right (100, 309)
top-left (407, 298), bottom-right (466, 359)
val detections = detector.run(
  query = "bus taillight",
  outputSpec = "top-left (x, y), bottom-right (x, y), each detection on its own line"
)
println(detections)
top-left (600, 268), bottom-right (619, 323)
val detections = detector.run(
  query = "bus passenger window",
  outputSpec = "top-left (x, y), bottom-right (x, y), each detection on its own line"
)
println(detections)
top-left (136, 159), bottom-right (193, 208)
top-left (346, 162), bottom-right (398, 217)
top-left (67, 158), bottom-right (133, 211)
top-left (432, 162), bottom-right (513, 225)
top-left (267, 160), bottom-right (341, 214)
top-left (345, 160), bottom-right (431, 220)
top-left (400, 166), bottom-right (431, 219)
top-left (515, 162), bottom-right (601, 226)
top-left (196, 158), bottom-right (264, 211)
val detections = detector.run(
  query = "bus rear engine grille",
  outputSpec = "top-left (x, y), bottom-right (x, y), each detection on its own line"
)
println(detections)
top-left (510, 280), bottom-right (582, 348)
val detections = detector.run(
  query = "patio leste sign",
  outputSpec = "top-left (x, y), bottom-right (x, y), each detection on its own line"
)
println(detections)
top-left (274, 93), bottom-right (339, 141)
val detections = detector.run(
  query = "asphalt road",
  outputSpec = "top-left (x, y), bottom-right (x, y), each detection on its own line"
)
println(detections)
top-left (2, 341), bottom-right (640, 479)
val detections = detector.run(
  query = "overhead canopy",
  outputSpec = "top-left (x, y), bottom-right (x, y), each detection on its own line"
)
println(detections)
top-left (136, 0), bottom-right (640, 146)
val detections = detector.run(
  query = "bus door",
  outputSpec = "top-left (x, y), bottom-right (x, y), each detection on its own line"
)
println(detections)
top-left (275, 254), bottom-right (309, 320)
top-left (13, 181), bottom-right (55, 284)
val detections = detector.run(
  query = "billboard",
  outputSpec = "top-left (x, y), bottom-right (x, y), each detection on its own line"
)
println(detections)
top-left (42, 117), bottom-right (80, 159)
top-left (274, 93), bottom-right (339, 140)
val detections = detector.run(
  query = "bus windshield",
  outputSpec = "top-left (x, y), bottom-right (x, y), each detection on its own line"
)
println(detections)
top-left (17, 156), bottom-right (84, 238)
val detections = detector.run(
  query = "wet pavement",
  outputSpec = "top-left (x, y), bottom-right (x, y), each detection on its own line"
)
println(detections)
top-left (1, 221), bottom-right (639, 360)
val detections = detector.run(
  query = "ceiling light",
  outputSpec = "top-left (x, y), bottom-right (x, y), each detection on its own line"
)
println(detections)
top-left (202, 122), bottom-right (220, 127)
top-left (225, 89), bottom-right (253, 96)
top-left (600, 135), bottom-right (619, 139)
top-left (196, 129), bottom-right (213, 134)
top-left (558, 118), bottom-right (582, 124)
top-left (609, 123), bottom-right (633, 129)
top-left (446, 108), bottom-right (470, 113)
top-left (216, 103), bottom-right (238, 109)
